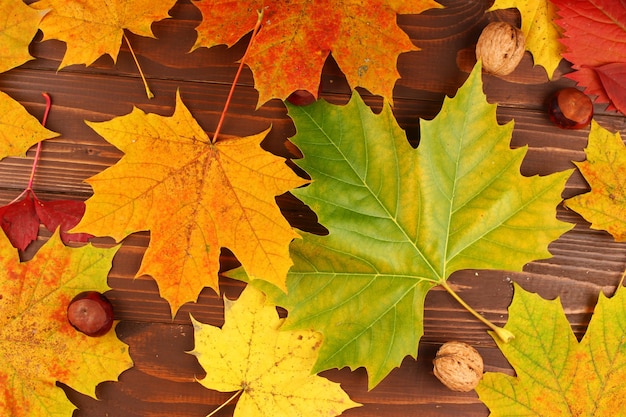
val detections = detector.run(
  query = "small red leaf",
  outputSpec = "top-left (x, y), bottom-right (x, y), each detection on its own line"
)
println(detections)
top-left (0, 193), bottom-right (39, 250)
top-left (0, 190), bottom-right (92, 251)
top-left (33, 196), bottom-right (93, 245)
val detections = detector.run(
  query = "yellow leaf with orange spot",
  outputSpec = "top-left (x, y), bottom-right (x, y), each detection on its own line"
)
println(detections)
top-left (565, 121), bottom-right (626, 241)
top-left (73, 91), bottom-right (307, 315)
top-left (0, 231), bottom-right (131, 417)
top-left (477, 283), bottom-right (626, 416)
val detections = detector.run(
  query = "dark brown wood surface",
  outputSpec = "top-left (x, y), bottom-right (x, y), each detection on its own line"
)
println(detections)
top-left (3, 1), bottom-right (626, 416)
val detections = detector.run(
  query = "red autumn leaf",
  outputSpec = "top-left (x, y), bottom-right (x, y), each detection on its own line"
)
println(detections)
top-left (595, 62), bottom-right (626, 114)
top-left (552, 0), bottom-right (626, 114)
top-left (34, 195), bottom-right (92, 242)
top-left (0, 189), bottom-right (91, 250)
top-left (191, 0), bottom-right (442, 106)
top-left (0, 194), bottom-right (38, 251)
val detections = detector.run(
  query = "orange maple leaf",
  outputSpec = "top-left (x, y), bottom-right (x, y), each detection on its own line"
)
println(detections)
top-left (31, 0), bottom-right (177, 69)
top-left (0, 231), bottom-right (131, 417)
top-left (0, 0), bottom-right (47, 74)
top-left (191, 0), bottom-right (442, 106)
top-left (73, 91), bottom-right (307, 315)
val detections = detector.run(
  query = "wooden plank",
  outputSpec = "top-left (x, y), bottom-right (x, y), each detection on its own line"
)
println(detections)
top-left (60, 321), bottom-right (505, 417)
top-left (2, 1), bottom-right (626, 416)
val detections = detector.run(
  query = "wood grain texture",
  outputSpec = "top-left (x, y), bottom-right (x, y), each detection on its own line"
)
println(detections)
top-left (3, 0), bottom-right (626, 416)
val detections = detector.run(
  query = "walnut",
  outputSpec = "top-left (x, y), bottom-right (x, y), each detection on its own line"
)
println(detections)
top-left (475, 22), bottom-right (525, 76)
top-left (433, 341), bottom-right (484, 392)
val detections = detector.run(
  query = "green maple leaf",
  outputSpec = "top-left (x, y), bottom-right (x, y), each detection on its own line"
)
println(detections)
top-left (476, 283), bottom-right (626, 416)
top-left (235, 62), bottom-right (572, 389)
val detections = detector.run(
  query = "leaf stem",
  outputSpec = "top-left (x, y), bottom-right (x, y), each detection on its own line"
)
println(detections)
top-left (9, 92), bottom-right (52, 205)
top-left (440, 280), bottom-right (514, 343)
top-left (123, 31), bottom-right (154, 99)
top-left (206, 389), bottom-right (243, 417)
top-left (211, 9), bottom-right (264, 144)
top-left (618, 268), bottom-right (626, 288)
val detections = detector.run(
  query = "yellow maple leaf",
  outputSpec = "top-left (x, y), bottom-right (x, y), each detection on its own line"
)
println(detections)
top-left (489, 0), bottom-right (564, 79)
top-left (0, 231), bottom-right (132, 417)
top-left (0, 0), bottom-right (47, 73)
top-left (73, 91), bottom-right (307, 315)
top-left (0, 90), bottom-right (59, 160)
top-left (565, 121), bottom-right (626, 241)
top-left (189, 285), bottom-right (361, 417)
top-left (31, 0), bottom-right (176, 69)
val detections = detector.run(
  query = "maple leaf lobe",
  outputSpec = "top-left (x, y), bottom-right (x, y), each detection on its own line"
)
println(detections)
top-left (594, 63), bottom-right (626, 114)
top-left (32, 0), bottom-right (177, 68)
top-left (0, 0), bottom-right (48, 73)
top-left (0, 91), bottom-right (59, 161)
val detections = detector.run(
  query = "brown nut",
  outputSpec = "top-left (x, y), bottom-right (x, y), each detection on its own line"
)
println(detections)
top-left (476, 22), bottom-right (525, 76)
top-left (433, 341), bottom-right (483, 392)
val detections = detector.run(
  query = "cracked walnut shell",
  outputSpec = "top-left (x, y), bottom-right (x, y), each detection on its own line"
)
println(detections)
top-left (433, 341), bottom-right (484, 392)
top-left (475, 22), bottom-right (525, 76)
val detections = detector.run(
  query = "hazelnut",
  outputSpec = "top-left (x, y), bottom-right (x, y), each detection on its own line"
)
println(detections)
top-left (475, 22), bottom-right (525, 76)
top-left (433, 341), bottom-right (483, 392)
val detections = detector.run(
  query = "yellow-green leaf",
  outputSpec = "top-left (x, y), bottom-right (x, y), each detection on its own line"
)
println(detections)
top-left (565, 121), bottom-right (626, 241)
top-left (476, 283), bottom-right (626, 416)
top-left (189, 285), bottom-right (360, 417)
top-left (489, 0), bottom-right (564, 79)
top-left (0, 231), bottom-right (131, 417)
